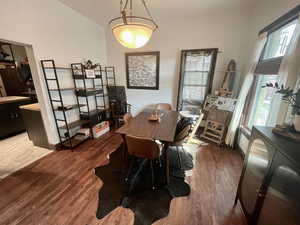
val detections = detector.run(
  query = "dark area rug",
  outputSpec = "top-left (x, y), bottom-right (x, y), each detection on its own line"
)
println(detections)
top-left (95, 146), bottom-right (194, 225)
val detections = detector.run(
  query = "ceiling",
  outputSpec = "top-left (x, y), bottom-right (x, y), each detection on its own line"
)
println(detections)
top-left (59, 0), bottom-right (256, 26)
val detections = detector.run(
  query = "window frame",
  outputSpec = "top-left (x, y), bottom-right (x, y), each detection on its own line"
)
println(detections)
top-left (176, 48), bottom-right (218, 111)
top-left (242, 10), bottom-right (299, 133)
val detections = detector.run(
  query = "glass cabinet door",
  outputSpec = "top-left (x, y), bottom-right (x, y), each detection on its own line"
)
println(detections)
top-left (257, 158), bottom-right (300, 225)
top-left (240, 139), bottom-right (271, 216)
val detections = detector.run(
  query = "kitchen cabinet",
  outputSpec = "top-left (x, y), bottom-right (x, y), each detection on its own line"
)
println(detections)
top-left (0, 96), bottom-right (31, 138)
top-left (20, 103), bottom-right (49, 148)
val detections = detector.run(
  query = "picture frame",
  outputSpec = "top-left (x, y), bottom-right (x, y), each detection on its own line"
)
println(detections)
top-left (125, 51), bottom-right (160, 90)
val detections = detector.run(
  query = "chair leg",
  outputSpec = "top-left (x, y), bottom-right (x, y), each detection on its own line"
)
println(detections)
top-left (176, 146), bottom-right (182, 169)
top-left (150, 160), bottom-right (155, 190)
top-left (125, 156), bottom-right (135, 182)
top-left (158, 156), bottom-right (162, 167)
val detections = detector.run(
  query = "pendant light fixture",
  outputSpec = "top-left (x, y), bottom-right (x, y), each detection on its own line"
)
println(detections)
top-left (109, 0), bottom-right (158, 49)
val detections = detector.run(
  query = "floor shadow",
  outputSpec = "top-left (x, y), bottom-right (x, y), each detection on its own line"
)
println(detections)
top-left (95, 146), bottom-right (193, 225)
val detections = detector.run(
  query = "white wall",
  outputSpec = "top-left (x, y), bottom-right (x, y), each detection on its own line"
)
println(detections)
top-left (238, 0), bottom-right (300, 153)
top-left (1, 0), bottom-right (107, 145)
top-left (106, 9), bottom-right (251, 115)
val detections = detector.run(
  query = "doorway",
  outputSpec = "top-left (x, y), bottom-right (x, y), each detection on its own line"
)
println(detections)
top-left (0, 40), bottom-right (51, 180)
top-left (0, 42), bottom-right (37, 101)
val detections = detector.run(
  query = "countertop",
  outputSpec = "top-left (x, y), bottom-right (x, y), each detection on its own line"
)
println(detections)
top-left (0, 96), bottom-right (31, 105)
top-left (19, 103), bottom-right (40, 111)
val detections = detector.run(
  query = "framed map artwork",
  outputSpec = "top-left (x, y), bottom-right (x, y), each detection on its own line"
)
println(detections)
top-left (125, 51), bottom-right (160, 90)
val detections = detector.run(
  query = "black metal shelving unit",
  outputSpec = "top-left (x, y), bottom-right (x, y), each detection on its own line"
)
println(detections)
top-left (95, 65), bottom-right (107, 116)
top-left (104, 66), bottom-right (116, 87)
top-left (41, 60), bottom-right (90, 149)
top-left (71, 63), bottom-right (106, 137)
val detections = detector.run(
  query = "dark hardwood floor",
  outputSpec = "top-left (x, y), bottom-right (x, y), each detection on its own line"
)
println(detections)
top-left (0, 132), bottom-right (246, 225)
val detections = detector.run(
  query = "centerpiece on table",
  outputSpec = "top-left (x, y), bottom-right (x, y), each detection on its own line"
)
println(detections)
top-left (263, 82), bottom-right (300, 134)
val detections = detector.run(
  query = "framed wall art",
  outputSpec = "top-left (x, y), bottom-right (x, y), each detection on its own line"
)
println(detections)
top-left (125, 51), bottom-right (160, 90)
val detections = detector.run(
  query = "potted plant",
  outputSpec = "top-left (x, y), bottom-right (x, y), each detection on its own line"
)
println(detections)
top-left (263, 82), bottom-right (300, 132)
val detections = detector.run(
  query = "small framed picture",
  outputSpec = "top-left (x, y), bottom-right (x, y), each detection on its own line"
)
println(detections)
top-left (125, 51), bottom-right (160, 90)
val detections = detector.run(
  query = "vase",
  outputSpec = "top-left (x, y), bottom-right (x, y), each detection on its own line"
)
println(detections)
top-left (294, 114), bottom-right (300, 132)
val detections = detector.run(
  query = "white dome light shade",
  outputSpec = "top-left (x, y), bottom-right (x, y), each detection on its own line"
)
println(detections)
top-left (112, 23), bottom-right (153, 49)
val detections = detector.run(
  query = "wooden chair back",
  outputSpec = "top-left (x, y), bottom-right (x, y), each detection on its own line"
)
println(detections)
top-left (123, 113), bottom-right (133, 124)
top-left (174, 124), bottom-right (191, 144)
top-left (156, 103), bottom-right (172, 111)
top-left (125, 135), bottom-right (160, 159)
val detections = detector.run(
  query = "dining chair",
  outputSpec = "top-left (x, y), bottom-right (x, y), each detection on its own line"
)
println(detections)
top-left (125, 135), bottom-right (161, 190)
top-left (170, 117), bottom-right (193, 169)
top-left (156, 103), bottom-right (172, 111)
top-left (110, 100), bottom-right (132, 127)
top-left (123, 113), bottom-right (133, 124)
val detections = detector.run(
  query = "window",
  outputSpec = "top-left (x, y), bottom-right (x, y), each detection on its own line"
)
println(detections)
top-left (177, 49), bottom-right (218, 113)
top-left (243, 19), bottom-right (297, 131)
top-left (245, 75), bottom-right (279, 129)
top-left (262, 20), bottom-right (297, 60)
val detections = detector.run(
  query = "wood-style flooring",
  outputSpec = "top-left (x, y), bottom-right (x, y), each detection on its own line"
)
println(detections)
top-left (0, 132), bottom-right (246, 225)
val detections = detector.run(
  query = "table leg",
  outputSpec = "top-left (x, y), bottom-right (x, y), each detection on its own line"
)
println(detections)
top-left (121, 134), bottom-right (129, 172)
top-left (163, 142), bottom-right (170, 185)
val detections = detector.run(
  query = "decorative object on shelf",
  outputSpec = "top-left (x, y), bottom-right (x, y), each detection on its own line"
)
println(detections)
top-left (125, 51), bottom-right (159, 90)
top-left (83, 60), bottom-right (99, 69)
top-left (108, 0), bottom-right (158, 49)
top-left (92, 121), bottom-right (110, 138)
top-left (263, 82), bottom-right (300, 132)
top-left (0, 43), bottom-right (14, 62)
top-left (272, 124), bottom-right (300, 142)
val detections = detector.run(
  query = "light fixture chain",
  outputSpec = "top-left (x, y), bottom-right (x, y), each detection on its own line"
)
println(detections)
top-left (140, 0), bottom-right (158, 27)
top-left (122, 0), bottom-right (129, 12)
top-left (130, 0), bottom-right (133, 20)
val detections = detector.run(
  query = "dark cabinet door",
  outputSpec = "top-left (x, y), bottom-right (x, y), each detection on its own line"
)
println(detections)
top-left (0, 104), bottom-right (13, 137)
top-left (257, 153), bottom-right (300, 225)
top-left (0, 101), bottom-right (30, 138)
top-left (8, 102), bottom-right (27, 132)
top-left (239, 138), bottom-right (273, 219)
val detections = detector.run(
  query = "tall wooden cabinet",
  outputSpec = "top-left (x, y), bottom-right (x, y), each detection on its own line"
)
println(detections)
top-left (235, 126), bottom-right (300, 225)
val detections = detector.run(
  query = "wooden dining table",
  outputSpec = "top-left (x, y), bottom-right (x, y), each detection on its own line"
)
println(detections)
top-left (116, 109), bottom-right (180, 184)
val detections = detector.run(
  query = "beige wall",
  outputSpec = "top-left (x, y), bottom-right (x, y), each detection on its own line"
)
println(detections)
top-left (106, 8), bottom-right (251, 115)
top-left (0, 0), bottom-right (107, 145)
